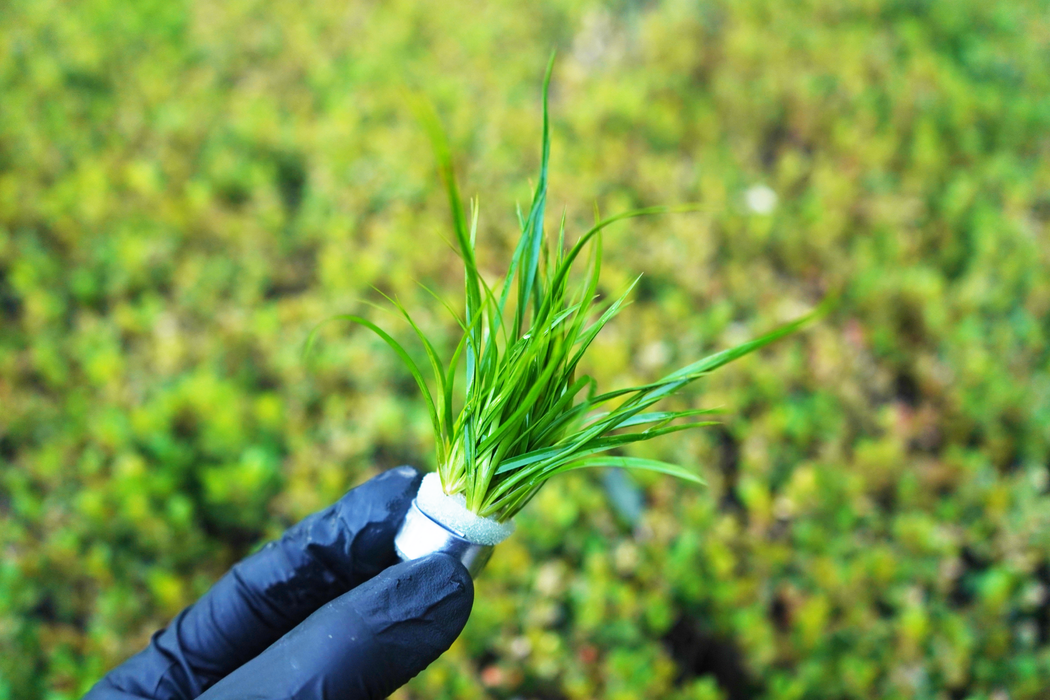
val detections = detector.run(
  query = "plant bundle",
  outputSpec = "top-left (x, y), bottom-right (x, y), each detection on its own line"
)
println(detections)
top-left (313, 60), bottom-right (817, 525)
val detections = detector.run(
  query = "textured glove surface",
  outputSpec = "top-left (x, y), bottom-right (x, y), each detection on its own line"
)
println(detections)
top-left (85, 467), bottom-right (474, 700)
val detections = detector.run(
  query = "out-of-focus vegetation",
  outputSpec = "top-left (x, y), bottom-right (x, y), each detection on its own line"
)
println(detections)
top-left (1, 0), bottom-right (1048, 698)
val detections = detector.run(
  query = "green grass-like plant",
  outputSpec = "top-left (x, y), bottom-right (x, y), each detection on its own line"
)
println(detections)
top-left (313, 59), bottom-right (817, 522)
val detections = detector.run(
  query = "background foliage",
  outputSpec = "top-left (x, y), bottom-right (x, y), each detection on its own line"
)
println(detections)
top-left (2, 0), bottom-right (1050, 698)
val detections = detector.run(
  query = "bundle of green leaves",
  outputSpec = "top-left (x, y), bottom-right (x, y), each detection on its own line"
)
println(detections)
top-left (312, 59), bottom-right (818, 523)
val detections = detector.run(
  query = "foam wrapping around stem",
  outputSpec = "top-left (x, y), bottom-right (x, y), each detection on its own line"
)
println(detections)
top-left (415, 472), bottom-right (515, 546)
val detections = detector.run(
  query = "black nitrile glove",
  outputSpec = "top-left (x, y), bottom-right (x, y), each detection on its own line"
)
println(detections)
top-left (85, 466), bottom-right (474, 700)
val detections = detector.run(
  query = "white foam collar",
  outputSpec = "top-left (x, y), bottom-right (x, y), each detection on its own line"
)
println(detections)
top-left (416, 472), bottom-right (515, 546)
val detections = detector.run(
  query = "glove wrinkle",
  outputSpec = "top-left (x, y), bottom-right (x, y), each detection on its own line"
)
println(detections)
top-left (98, 614), bottom-right (203, 700)
top-left (155, 616), bottom-right (206, 699)
top-left (230, 566), bottom-right (290, 630)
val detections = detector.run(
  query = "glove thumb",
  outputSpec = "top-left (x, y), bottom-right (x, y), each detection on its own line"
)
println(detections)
top-left (198, 554), bottom-right (473, 700)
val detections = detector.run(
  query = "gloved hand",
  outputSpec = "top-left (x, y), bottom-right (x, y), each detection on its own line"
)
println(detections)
top-left (85, 466), bottom-right (474, 700)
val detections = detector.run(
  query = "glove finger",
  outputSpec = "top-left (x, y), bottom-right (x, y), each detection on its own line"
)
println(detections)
top-left (86, 466), bottom-right (422, 700)
top-left (199, 554), bottom-right (474, 700)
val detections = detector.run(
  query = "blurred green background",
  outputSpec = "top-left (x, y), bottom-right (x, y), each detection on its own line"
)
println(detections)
top-left (2, 0), bottom-right (1049, 698)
